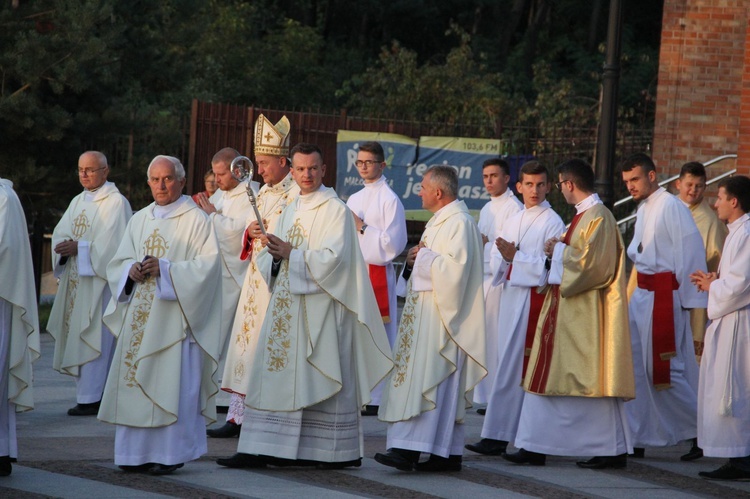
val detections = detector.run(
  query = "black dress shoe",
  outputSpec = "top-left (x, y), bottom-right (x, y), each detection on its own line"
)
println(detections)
top-left (374, 448), bottom-right (420, 471)
top-left (502, 448), bottom-right (546, 466)
top-left (316, 458), bottom-right (363, 470)
top-left (119, 463), bottom-right (155, 473)
top-left (414, 454), bottom-right (462, 472)
top-left (476, 408), bottom-right (486, 415)
top-left (629, 447), bottom-right (645, 458)
top-left (148, 463), bottom-right (184, 475)
top-left (0, 456), bottom-right (11, 477)
top-left (216, 453), bottom-right (267, 468)
top-left (465, 438), bottom-right (508, 456)
top-left (699, 462), bottom-right (750, 480)
top-left (67, 401), bottom-right (100, 416)
top-left (680, 439), bottom-right (703, 461)
top-left (207, 421), bottom-right (241, 438)
top-left (361, 405), bottom-right (379, 416)
top-left (576, 454), bottom-right (627, 469)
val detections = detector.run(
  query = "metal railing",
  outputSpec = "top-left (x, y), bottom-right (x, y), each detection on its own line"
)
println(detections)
top-left (615, 154), bottom-right (738, 227)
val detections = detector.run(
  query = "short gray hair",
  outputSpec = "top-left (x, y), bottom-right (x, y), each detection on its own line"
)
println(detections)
top-left (80, 150), bottom-right (108, 168)
top-left (425, 165), bottom-right (458, 198)
top-left (147, 155), bottom-right (185, 180)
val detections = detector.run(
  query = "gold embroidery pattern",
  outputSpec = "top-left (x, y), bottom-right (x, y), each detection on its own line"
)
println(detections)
top-left (71, 210), bottom-right (90, 240)
top-left (392, 289), bottom-right (419, 387)
top-left (235, 258), bottom-right (260, 359)
top-left (264, 218), bottom-right (307, 372)
top-left (62, 259), bottom-right (80, 334)
top-left (123, 278), bottom-right (156, 387)
top-left (144, 228), bottom-right (169, 258)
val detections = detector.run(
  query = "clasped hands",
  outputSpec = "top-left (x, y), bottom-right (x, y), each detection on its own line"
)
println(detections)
top-left (690, 270), bottom-right (717, 292)
top-left (128, 256), bottom-right (160, 283)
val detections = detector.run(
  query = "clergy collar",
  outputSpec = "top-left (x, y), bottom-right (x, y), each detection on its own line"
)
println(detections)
top-left (152, 195), bottom-right (191, 219)
top-left (433, 198), bottom-right (460, 218)
top-left (575, 193), bottom-right (602, 214)
top-left (266, 172), bottom-right (295, 193)
top-left (642, 186), bottom-right (667, 206)
top-left (524, 199), bottom-right (552, 212)
top-left (490, 189), bottom-right (513, 203)
top-left (84, 181), bottom-right (116, 202)
top-left (363, 176), bottom-right (386, 189)
top-left (728, 212), bottom-right (750, 230)
top-left (224, 179), bottom-right (248, 198)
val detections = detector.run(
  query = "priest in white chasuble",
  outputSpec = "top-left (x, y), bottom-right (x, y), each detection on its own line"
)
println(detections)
top-left (375, 165), bottom-right (486, 473)
top-left (219, 143), bottom-right (391, 470)
top-left (98, 155), bottom-right (222, 476)
top-left (214, 114), bottom-right (297, 439)
top-left (47, 151), bottom-right (132, 417)
top-left (621, 153), bottom-right (706, 461)
top-left (691, 176), bottom-right (750, 481)
top-left (675, 161), bottom-right (728, 364)
top-left (466, 161), bottom-right (564, 458)
top-left (508, 159), bottom-right (635, 469)
top-left (0, 177), bottom-right (41, 477)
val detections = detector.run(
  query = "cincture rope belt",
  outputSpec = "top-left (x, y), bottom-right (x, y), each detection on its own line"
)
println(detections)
top-left (637, 271), bottom-right (679, 389)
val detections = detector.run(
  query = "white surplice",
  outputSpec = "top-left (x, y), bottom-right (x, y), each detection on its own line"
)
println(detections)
top-left (480, 201), bottom-right (564, 443)
top-left (346, 176), bottom-right (407, 406)
top-left (698, 213), bottom-right (750, 457)
top-left (624, 187), bottom-right (707, 446)
top-left (47, 182), bottom-right (131, 403)
top-left (474, 190), bottom-right (523, 404)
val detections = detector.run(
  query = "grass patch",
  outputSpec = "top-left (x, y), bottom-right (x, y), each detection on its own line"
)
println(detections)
top-left (38, 303), bottom-right (52, 330)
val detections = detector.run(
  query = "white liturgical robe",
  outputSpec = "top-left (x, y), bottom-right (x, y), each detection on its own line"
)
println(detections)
top-left (346, 176), bottom-right (407, 406)
top-left (698, 213), bottom-right (750, 457)
top-left (625, 187), bottom-right (707, 446)
top-left (99, 196), bottom-right (222, 466)
top-left (481, 201), bottom-right (564, 443)
top-left (0, 179), bottom-right (40, 460)
top-left (237, 186), bottom-right (392, 462)
top-left (380, 200), bottom-right (486, 458)
top-left (47, 182), bottom-right (131, 403)
top-left (475, 190), bottom-right (523, 404)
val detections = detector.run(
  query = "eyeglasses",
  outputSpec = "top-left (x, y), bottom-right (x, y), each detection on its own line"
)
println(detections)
top-left (77, 166), bottom-right (107, 176)
top-left (555, 179), bottom-right (571, 190)
top-left (354, 159), bottom-right (383, 168)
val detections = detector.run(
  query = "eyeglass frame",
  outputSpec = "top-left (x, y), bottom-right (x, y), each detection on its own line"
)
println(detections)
top-left (555, 179), bottom-right (572, 190)
top-left (77, 166), bottom-right (108, 176)
top-left (354, 159), bottom-right (384, 168)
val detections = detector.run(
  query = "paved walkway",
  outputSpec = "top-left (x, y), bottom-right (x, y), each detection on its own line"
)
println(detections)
top-left (2, 332), bottom-right (749, 498)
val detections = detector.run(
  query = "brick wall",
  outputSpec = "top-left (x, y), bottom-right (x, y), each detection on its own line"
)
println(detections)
top-left (653, 0), bottom-right (749, 178)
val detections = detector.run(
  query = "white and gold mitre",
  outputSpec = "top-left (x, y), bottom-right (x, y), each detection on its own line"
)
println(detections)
top-left (254, 114), bottom-right (291, 157)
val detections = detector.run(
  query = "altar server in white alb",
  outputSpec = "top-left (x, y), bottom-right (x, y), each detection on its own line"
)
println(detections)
top-left (220, 143), bottom-right (392, 469)
top-left (691, 175), bottom-right (750, 481)
top-left (195, 147), bottom-right (258, 419)
top-left (473, 158), bottom-right (523, 408)
top-left (621, 153), bottom-right (706, 460)
top-left (466, 161), bottom-right (564, 457)
top-left (214, 115), bottom-right (298, 441)
top-left (99, 155), bottom-right (222, 475)
top-left (0, 177), bottom-right (40, 477)
top-left (47, 151), bottom-right (132, 416)
top-left (346, 141), bottom-right (407, 416)
top-left (375, 165), bottom-right (486, 472)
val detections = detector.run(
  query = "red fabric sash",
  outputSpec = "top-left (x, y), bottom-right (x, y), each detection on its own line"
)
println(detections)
top-left (368, 264), bottom-right (391, 323)
top-left (637, 271), bottom-right (679, 389)
top-left (522, 288), bottom-right (546, 380)
top-left (240, 226), bottom-right (254, 261)
top-left (527, 211), bottom-right (584, 393)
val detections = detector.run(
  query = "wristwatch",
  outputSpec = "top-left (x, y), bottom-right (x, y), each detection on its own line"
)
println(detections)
top-left (360, 224), bottom-right (367, 235)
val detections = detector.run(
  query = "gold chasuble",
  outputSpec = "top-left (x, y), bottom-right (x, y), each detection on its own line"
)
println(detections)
top-left (48, 183), bottom-right (131, 377)
top-left (524, 203), bottom-right (635, 399)
top-left (99, 197), bottom-right (222, 428)
top-left (246, 187), bottom-right (393, 412)
top-left (689, 199), bottom-right (727, 362)
top-left (379, 200), bottom-right (487, 423)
